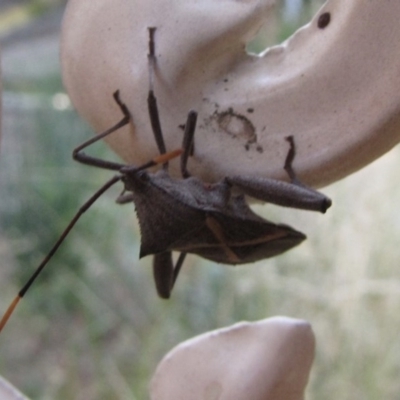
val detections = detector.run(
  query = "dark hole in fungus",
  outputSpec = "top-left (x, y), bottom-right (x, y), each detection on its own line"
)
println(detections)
top-left (318, 12), bottom-right (331, 29)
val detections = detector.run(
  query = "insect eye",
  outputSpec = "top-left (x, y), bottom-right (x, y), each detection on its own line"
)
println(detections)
top-left (137, 171), bottom-right (150, 182)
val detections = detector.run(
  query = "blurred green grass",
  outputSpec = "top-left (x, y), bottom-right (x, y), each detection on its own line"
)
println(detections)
top-left (2, 1), bottom-right (400, 399)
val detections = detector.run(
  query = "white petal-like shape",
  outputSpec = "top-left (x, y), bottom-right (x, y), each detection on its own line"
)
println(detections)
top-left (150, 317), bottom-right (315, 400)
top-left (0, 376), bottom-right (30, 400)
top-left (61, 0), bottom-right (400, 187)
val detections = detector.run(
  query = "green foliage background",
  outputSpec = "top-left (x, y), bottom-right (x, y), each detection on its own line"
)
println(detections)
top-left (2, 1), bottom-right (400, 399)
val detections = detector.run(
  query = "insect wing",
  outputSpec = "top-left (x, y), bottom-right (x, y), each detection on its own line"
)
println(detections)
top-left (203, 214), bottom-right (305, 264)
top-left (182, 213), bottom-right (305, 264)
top-left (171, 194), bottom-right (306, 264)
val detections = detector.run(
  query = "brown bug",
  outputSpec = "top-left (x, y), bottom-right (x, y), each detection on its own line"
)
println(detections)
top-left (0, 27), bottom-right (331, 330)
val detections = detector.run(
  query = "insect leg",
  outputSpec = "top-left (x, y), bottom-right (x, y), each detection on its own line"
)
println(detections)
top-left (180, 111), bottom-right (197, 178)
top-left (147, 27), bottom-right (168, 165)
top-left (226, 136), bottom-right (332, 213)
top-left (170, 252), bottom-right (187, 294)
top-left (152, 251), bottom-right (187, 298)
top-left (284, 135), bottom-right (307, 186)
top-left (148, 27), bottom-right (198, 177)
top-left (283, 135), bottom-right (331, 212)
top-left (73, 90), bottom-right (130, 171)
top-left (0, 175), bottom-right (123, 332)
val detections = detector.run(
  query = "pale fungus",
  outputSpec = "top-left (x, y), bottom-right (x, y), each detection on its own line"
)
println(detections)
top-left (58, 1), bottom-right (400, 398)
top-left (150, 317), bottom-right (315, 400)
top-left (0, 376), bottom-right (30, 400)
top-left (61, 0), bottom-right (400, 188)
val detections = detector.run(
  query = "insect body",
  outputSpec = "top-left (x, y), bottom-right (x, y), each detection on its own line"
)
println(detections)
top-left (0, 27), bottom-right (331, 330)
top-left (122, 130), bottom-right (330, 298)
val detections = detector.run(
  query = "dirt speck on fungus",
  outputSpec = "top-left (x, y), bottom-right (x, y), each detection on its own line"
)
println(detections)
top-left (205, 108), bottom-right (263, 152)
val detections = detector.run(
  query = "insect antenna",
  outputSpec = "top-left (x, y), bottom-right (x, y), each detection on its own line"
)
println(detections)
top-left (0, 146), bottom-right (182, 333)
top-left (0, 175), bottom-right (122, 332)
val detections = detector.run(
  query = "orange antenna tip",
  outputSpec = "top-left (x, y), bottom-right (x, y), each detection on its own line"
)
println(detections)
top-left (153, 149), bottom-right (183, 165)
top-left (0, 295), bottom-right (21, 333)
